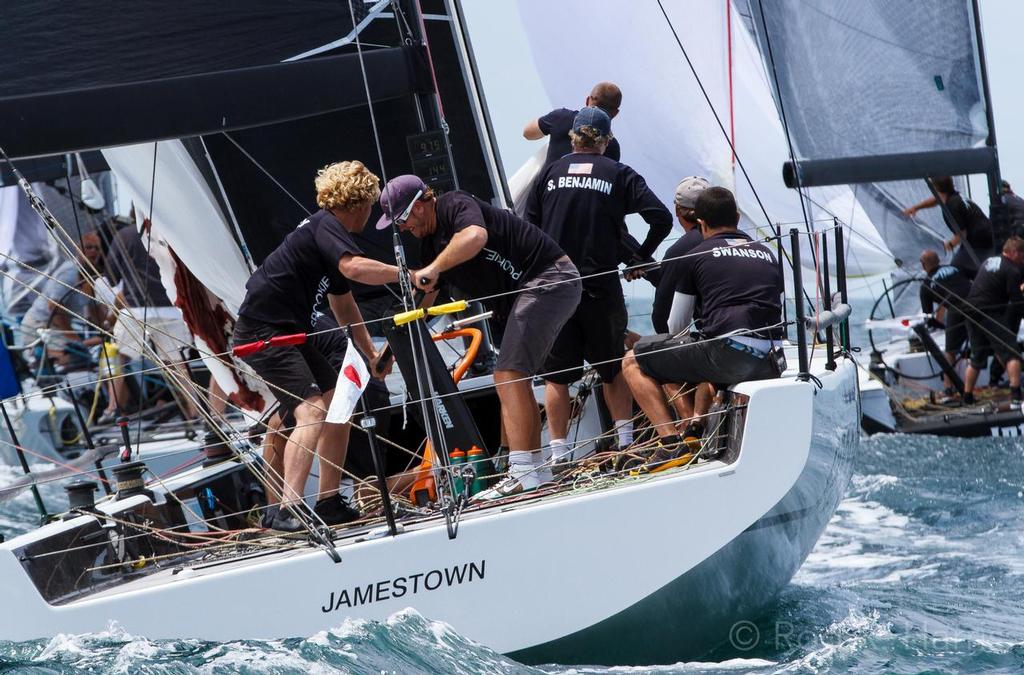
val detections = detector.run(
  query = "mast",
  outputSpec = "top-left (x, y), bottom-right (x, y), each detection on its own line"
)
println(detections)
top-left (971, 0), bottom-right (1005, 239)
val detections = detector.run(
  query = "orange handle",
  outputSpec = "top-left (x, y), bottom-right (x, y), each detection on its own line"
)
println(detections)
top-left (432, 328), bottom-right (482, 384)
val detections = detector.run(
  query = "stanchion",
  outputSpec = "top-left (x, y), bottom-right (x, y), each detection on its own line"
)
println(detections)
top-left (789, 228), bottom-right (810, 380)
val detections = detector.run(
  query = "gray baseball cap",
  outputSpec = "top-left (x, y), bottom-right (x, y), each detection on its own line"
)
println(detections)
top-left (674, 176), bottom-right (710, 208)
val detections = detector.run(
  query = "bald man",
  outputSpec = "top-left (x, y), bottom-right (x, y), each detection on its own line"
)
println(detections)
top-left (524, 81), bottom-right (623, 168)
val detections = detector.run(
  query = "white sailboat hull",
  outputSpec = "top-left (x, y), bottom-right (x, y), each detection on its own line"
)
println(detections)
top-left (0, 358), bottom-right (857, 665)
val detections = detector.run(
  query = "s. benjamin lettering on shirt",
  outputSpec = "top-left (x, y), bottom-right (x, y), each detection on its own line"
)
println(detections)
top-left (545, 175), bottom-right (614, 195)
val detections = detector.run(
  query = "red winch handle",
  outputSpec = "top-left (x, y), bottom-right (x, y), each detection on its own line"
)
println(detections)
top-left (232, 333), bottom-right (307, 357)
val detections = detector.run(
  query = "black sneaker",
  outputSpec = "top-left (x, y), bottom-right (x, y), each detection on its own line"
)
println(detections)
top-left (261, 505), bottom-right (280, 529)
top-left (681, 423), bottom-right (705, 453)
top-left (313, 494), bottom-right (361, 526)
top-left (269, 509), bottom-right (304, 532)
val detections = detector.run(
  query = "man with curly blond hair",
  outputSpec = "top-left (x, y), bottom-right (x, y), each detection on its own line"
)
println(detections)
top-left (232, 160), bottom-right (399, 531)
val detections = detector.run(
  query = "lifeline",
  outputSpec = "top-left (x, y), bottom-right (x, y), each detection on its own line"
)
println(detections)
top-left (321, 560), bottom-right (486, 612)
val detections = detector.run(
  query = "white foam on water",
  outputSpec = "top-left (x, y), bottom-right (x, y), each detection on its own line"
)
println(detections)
top-left (550, 659), bottom-right (778, 674)
top-left (197, 646), bottom-right (338, 675)
top-left (773, 609), bottom-right (887, 674)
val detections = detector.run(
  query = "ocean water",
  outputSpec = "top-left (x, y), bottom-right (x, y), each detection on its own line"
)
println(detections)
top-left (2, 432), bottom-right (1023, 673)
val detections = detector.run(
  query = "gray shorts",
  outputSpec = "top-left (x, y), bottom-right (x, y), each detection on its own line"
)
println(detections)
top-left (495, 258), bottom-right (582, 375)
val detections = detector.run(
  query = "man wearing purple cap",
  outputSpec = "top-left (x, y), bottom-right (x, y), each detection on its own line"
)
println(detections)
top-left (525, 106), bottom-right (672, 465)
top-left (376, 176), bottom-right (581, 495)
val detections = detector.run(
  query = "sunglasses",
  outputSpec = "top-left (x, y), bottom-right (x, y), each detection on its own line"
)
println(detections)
top-left (389, 189), bottom-right (423, 226)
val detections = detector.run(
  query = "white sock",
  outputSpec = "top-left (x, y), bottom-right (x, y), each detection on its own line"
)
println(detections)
top-left (550, 438), bottom-right (570, 462)
top-left (508, 451), bottom-right (539, 489)
top-left (508, 451), bottom-right (534, 474)
top-left (615, 420), bottom-right (634, 448)
top-left (540, 441), bottom-right (553, 465)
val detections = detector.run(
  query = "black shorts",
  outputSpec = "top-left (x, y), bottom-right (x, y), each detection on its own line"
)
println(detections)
top-left (944, 308), bottom-right (968, 354)
top-left (967, 312), bottom-right (1019, 369)
top-left (232, 315), bottom-right (339, 415)
top-left (633, 334), bottom-right (780, 386)
top-left (543, 284), bottom-right (628, 385)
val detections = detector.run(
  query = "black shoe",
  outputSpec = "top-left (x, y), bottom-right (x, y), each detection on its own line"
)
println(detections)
top-left (269, 509), bottom-right (304, 532)
top-left (261, 505), bottom-right (280, 529)
top-left (963, 392), bottom-right (977, 405)
top-left (314, 494), bottom-right (361, 526)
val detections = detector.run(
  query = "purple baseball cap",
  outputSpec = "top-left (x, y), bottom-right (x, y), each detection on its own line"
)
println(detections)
top-left (376, 174), bottom-right (428, 230)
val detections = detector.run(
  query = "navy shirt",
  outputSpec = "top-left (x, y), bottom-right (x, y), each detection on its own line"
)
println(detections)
top-left (238, 209), bottom-right (362, 330)
top-left (967, 254), bottom-right (1024, 318)
top-left (422, 191), bottom-right (564, 313)
top-left (919, 264), bottom-right (971, 314)
top-left (652, 228), bottom-right (703, 333)
top-left (524, 152), bottom-right (671, 291)
top-left (943, 192), bottom-right (994, 276)
top-left (538, 107), bottom-right (621, 168)
top-left (675, 230), bottom-right (783, 340)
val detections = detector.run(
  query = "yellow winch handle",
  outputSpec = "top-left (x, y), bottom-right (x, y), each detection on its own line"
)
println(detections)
top-left (392, 308), bottom-right (426, 326)
top-left (427, 300), bottom-right (469, 316)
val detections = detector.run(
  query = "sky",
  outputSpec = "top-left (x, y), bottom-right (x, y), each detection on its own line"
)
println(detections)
top-left (970, 0), bottom-right (1024, 197)
top-left (461, 0), bottom-right (1024, 205)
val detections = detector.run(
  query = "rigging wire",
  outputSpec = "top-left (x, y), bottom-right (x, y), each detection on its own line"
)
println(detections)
top-left (654, 0), bottom-right (821, 316)
top-left (349, 0), bottom-right (388, 184)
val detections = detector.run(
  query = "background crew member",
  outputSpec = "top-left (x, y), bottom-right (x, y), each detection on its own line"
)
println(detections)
top-left (918, 249), bottom-right (973, 398)
top-left (19, 232), bottom-right (105, 371)
top-left (1002, 180), bottom-right (1024, 231)
top-left (525, 106), bottom-right (671, 462)
top-left (522, 81), bottom-right (654, 281)
top-left (377, 175), bottom-right (581, 495)
top-left (523, 81), bottom-right (622, 167)
top-left (651, 176), bottom-right (710, 334)
top-left (962, 237), bottom-right (1024, 406)
top-left (903, 176), bottom-right (994, 278)
top-left (233, 161), bottom-right (397, 531)
top-left (622, 187), bottom-right (784, 472)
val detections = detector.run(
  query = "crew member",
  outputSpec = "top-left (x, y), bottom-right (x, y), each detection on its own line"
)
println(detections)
top-left (19, 232), bottom-right (105, 370)
top-left (651, 176), bottom-right (710, 334)
top-left (962, 237), bottom-right (1024, 406)
top-left (233, 161), bottom-right (398, 531)
top-left (622, 187), bottom-right (784, 472)
top-left (918, 249), bottom-right (972, 398)
top-left (522, 82), bottom-right (653, 278)
top-left (903, 176), bottom-right (994, 278)
top-left (523, 81), bottom-right (622, 168)
top-left (1002, 180), bottom-right (1024, 231)
top-left (524, 106), bottom-right (671, 462)
top-left (377, 175), bottom-right (581, 496)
